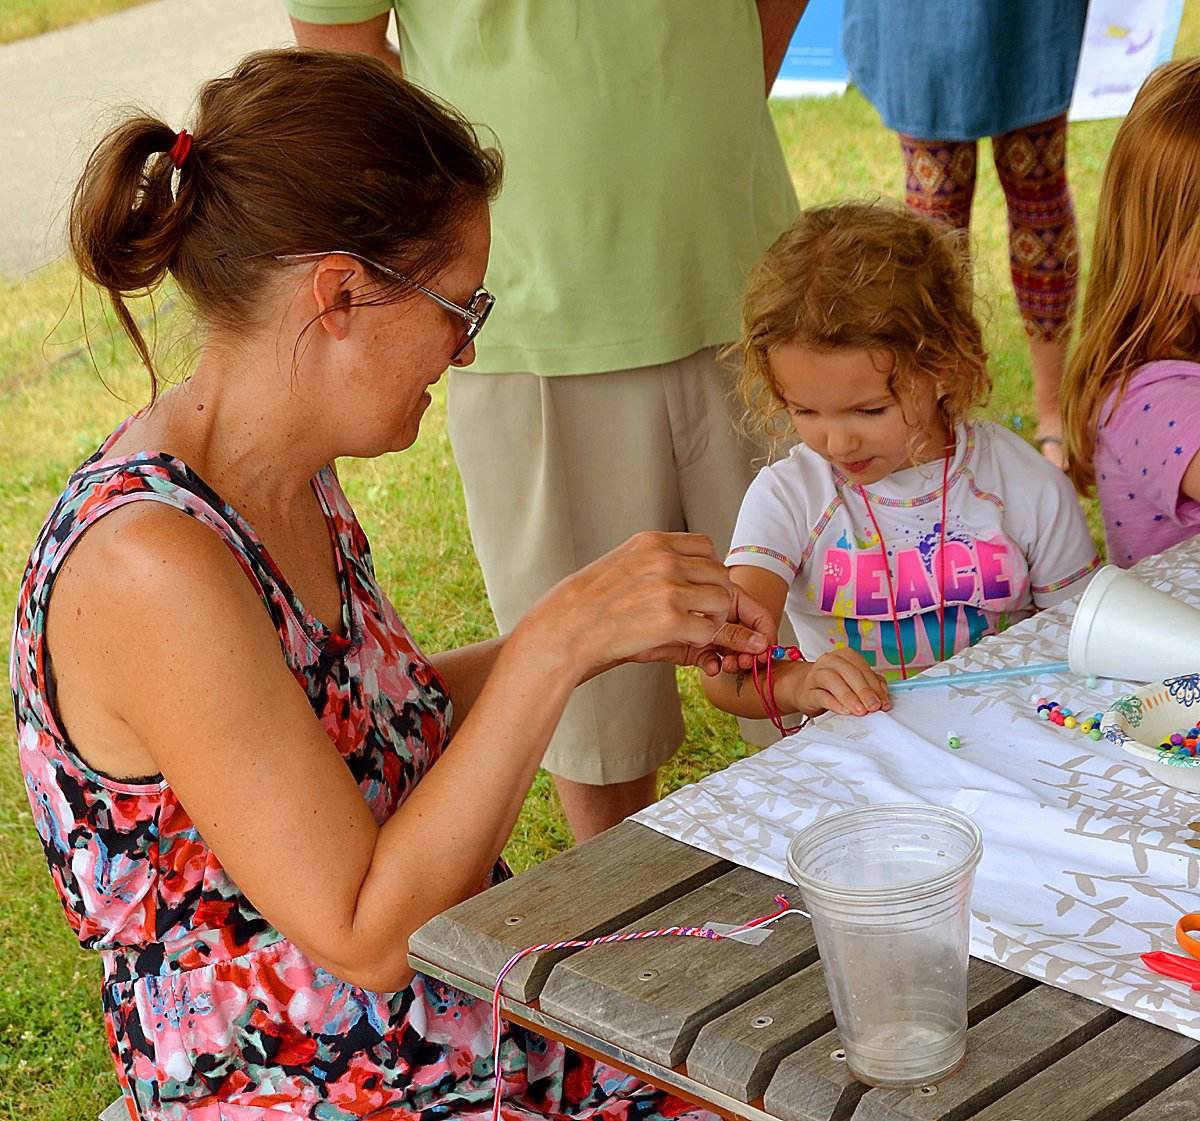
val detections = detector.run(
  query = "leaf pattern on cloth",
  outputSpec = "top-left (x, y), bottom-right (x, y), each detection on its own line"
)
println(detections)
top-left (636, 540), bottom-right (1200, 1042)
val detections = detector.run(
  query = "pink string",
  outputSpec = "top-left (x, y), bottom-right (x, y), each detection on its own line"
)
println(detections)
top-left (751, 648), bottom-right (810, 737)
top-left (487, 895), bottom-right (795, 1121)
top-left (850, 452), bottom-right (951, 680)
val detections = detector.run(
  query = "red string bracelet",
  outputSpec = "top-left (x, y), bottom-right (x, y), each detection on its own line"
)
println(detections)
top-left (750, 645), bottom-right (810, 736)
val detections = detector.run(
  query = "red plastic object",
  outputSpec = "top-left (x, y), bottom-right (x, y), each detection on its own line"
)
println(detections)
top-left (1141, 950), bottom-right (1200, 989)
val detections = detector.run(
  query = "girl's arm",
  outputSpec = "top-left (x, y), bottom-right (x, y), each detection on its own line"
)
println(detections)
top-left (48, 511), bottom-right (763, 993)
top-left (701, 565), bottom-right (890, 720)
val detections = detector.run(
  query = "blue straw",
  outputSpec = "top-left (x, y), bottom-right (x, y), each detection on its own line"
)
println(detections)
top-left (888, 659), bottom-right (1073, 693)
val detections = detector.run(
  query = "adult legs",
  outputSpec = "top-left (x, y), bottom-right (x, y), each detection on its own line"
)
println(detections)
top-left (898, 132), bottom-right (978, 232)
top-left (447, 349), bottom-right (765, 843)
top-left (553, 773), bottom-right (658, 843)
top-left (992, 114), bottom-right (1079, 468)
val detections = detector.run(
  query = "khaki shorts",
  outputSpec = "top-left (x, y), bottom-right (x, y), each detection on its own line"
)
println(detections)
top-left (447, 347), bottom-right (777, 785)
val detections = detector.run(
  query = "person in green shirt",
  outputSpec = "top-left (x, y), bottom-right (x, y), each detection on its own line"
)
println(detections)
top-left (289, 0), bottom-right (807, 840)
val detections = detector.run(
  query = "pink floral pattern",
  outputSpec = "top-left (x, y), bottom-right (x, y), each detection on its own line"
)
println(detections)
top-left (11, 422), bottom-right (715, 1121)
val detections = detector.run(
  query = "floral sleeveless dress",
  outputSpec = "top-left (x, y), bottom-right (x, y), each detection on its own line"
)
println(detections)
top-left (11, 424), bottom-right (714, 1121)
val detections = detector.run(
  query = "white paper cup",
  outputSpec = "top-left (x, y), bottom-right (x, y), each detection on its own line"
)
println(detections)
top-left (1069, 565), bottom-right (1200, 682)
top-left (787, 804), bottom-right (982, 1089)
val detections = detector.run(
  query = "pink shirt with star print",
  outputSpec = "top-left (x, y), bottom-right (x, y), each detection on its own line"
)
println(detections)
top-left (1095, 359), bottom-right (1200, 566)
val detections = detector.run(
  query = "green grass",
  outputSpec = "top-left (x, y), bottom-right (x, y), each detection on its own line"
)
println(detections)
top-left (2, 12), bottom-right (1199, 1117)
top-left (0, 0), bottom-right (153, 45)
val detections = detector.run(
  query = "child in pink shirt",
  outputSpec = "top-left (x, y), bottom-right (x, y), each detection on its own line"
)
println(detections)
top-left (1064, 59), bottom-right (1200, 566)
top-left (1091, 361), bottom-right (1200, 566)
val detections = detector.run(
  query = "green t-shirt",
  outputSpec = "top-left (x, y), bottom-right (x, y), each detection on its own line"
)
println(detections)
top-left (283, 0), bottom-right (799, 376)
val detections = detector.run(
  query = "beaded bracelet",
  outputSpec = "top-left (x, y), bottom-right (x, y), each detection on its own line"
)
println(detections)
top-left (751, 645), bottom-right (810, 736)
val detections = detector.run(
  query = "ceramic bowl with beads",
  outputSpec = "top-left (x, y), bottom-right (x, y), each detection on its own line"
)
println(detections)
top-left (1099, 676), bottom-right (1200, 793)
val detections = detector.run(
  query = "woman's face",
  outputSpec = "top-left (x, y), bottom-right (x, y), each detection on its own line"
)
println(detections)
top-left (352, 207), bottom-right (492, 455)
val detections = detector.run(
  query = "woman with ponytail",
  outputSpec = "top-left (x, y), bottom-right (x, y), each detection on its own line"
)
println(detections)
top-left (10, 48), bottom-right (766, 1120)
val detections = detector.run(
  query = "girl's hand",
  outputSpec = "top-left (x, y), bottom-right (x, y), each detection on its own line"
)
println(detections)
top-left (790, 648), bottom-right (891, 718)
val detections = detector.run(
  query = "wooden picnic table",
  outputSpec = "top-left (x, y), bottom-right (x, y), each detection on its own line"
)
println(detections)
top-left (408, 818), bottom-right (1200, 1121)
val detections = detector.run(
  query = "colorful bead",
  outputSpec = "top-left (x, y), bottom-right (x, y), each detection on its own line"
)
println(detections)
top-left (947, 732), bottom-right (961, 750)
top-left (1033, 697), bottom-right (1112, 743)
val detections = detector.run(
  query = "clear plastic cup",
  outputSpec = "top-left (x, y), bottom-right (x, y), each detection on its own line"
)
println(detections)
top-left (786, 804), bottom-right (983, 1089)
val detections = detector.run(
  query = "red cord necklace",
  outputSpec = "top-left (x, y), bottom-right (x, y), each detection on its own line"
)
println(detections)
top-left (851, 449), bottom-right (951, 679)
top-left (751, 442), bottom-right (954, 729)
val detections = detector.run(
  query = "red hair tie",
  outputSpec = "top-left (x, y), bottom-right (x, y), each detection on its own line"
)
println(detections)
top-left (166, 129), bottom-right (192, 170)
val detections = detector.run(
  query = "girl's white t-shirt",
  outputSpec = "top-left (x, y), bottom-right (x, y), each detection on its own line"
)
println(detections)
top-left (729, 422), bottom-right (1100, 678)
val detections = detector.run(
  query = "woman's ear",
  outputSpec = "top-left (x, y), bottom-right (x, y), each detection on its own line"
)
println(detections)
top-left (310, 260), bottom-right (359, 340)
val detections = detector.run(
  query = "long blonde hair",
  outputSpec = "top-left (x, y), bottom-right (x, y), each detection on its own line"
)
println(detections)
top-left (1064, 58), bottom-right (1200, 493)
top-left (729, 200), bottom-right (989, 446)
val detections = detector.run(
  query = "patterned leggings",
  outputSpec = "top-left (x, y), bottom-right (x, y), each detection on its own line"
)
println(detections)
top-left (899, 114), bottom-right (1078, 343)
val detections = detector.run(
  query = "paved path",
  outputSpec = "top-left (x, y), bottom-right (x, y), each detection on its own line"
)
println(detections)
top-left (0, 0), bottom-right (295, 278)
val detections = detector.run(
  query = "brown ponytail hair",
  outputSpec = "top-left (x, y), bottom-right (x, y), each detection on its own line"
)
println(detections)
top-left (69, 47), bottom-right (503, 398)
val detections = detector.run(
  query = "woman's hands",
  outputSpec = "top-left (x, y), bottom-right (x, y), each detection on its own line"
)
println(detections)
top-left (699, 564), bottom-right (891, 721)
top-left (516, 531), bottom-right (772, 682)
top-left (631, 581), bottom-right (778, 677)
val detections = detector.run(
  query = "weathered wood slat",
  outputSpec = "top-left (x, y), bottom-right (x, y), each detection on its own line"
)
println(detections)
top-left (539, 863), bottom-right (810, 1066)
top-left (411, 820), bottom-right (1200, 1121)
top-left (762, 960), bottom-right (1043, 1121)
top-left (763, 1024), bottom-right (867, 1121)
top-left (407, 821), bottom-right (731, 1000)
top-left (686, 957), bottom-right (833, 1102)
top-left (849, 982), bottom-right (1118, 1121)
top-left (1123, 1062), bottom-right (1200, 1118)
top-left (967, 1014), bottom-right (1200, 1121)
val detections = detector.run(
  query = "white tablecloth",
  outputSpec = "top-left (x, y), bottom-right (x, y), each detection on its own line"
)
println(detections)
top-left (635, 540), bottom-right (1200, 1039)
